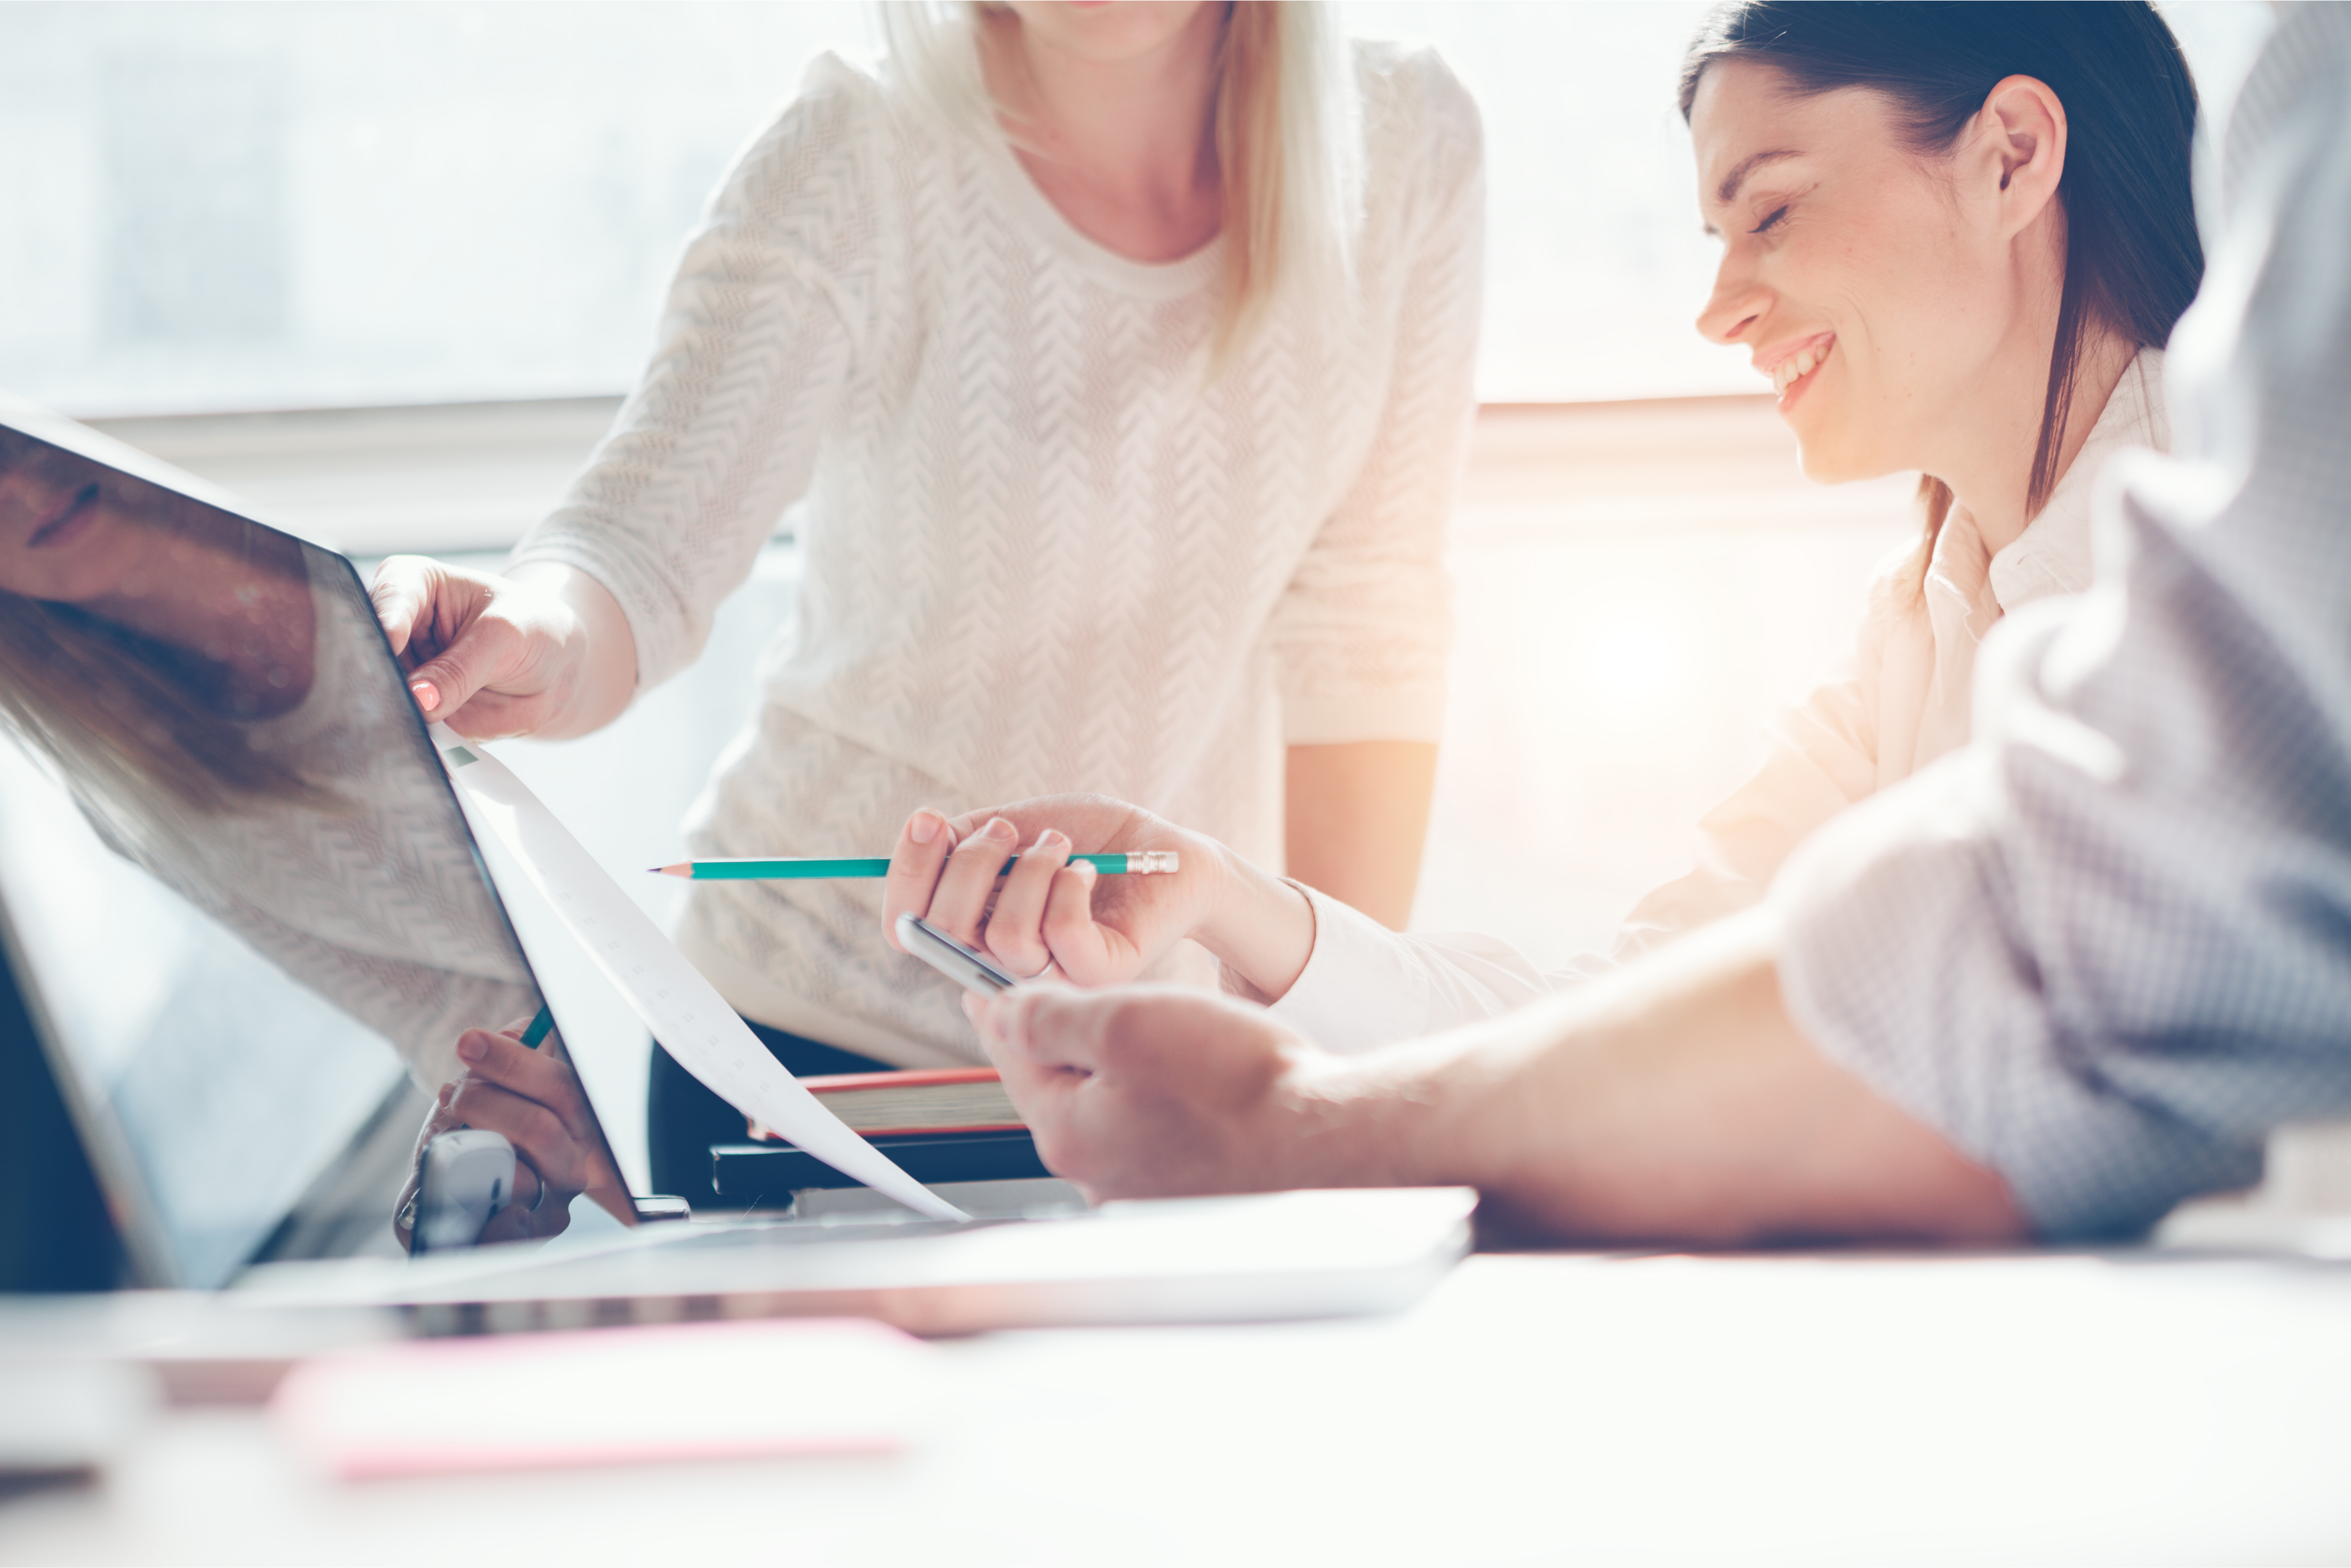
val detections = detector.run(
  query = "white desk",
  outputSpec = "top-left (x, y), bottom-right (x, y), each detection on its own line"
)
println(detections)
top-left (4, 1250), bottom-right (2347, 1565)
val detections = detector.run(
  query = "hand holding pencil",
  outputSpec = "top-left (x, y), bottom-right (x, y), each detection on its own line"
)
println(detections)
top-left (874, 796), bottom-right (1222, 991)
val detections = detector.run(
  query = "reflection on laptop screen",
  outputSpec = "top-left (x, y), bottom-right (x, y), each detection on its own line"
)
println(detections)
top-left (0, 414), bottom-right (553, 1287)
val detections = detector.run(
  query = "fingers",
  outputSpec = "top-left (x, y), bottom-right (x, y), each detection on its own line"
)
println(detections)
top-left (368, 557), bottom-right (547, 726)
top-left (882, 808), bottom-right (956, 951)
top-left (974, 986), bottom-right (1109, 1075)
top-left (974, 986), bottom-right (1313, 1199)
top-left (473, 1158), bottom-right (550, 1243)
top-left (451, 1029), bottom-right (592, 1142)
top-left (886, 795), bottom-right (1162, 970)
top-left (981, 830), bottom-right (1071, 979)
top-left (404, 609), bottom-right (524, 723)
top-left (443, 1078), bottom-right (582, 1190)
top-left (1038, 860), bottom-right (1120, 982)
top-left (970, 989), bottom-right (1097, 1175)
top-left (928, 815), bottom-right (1019, 948)
top-left (507, 1155), bottom-right (546, 1212)
top-left (368, 555), bottom-right (435, 659)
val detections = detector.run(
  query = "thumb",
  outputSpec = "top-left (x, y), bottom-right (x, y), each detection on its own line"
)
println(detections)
top-left (406, 614), bottom-right (523, 721)
top-left (989, 987), bottom-right (1116, 1074)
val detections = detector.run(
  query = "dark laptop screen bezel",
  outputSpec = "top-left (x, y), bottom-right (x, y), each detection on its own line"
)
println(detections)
top-left (0, 395), bottom-right (632, 1286)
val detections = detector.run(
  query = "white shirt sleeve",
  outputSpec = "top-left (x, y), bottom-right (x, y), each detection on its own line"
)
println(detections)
top-left (506, 57), bottom-right (874, 692)
top-left (1270, 885), bottom-right (1557, 1052)
top-left (1270, 48), bottom-right (1483, 747)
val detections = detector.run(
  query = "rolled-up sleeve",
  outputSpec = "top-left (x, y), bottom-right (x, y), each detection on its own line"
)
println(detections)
top-left (1770, 5), bottom-right (2351, 1240)
top-left (1271, 885), bottom-right (1557, 1051)
top-left (1270, 51), bottom-right (1482, 747)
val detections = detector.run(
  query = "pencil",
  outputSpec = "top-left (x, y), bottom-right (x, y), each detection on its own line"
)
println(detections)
top-left (520, 1005), bottom-right (555, 1048)
top-left (651, 852), bottom-right (1178, 880)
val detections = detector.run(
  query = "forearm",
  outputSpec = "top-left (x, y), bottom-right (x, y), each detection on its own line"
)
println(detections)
top-left (505, 563), bottom-right (639, 738)
top-left (1283, 740), bottom-right (1438, 929)
top-left (1321, 908), bottom-right (2028, 1245)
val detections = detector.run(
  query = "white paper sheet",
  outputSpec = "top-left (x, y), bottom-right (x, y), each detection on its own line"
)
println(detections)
top-left (430, 725), bottom-right (966, 1222)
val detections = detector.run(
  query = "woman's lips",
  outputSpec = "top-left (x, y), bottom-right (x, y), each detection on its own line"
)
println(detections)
top-left (1767, 333), bottom-right (1834, 413)
top-left (27, 484), bottom-right (99, 551)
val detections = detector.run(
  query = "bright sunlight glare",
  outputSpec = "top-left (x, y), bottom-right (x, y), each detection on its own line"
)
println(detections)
top-left (1579, 611), bottom-right (1681, 713)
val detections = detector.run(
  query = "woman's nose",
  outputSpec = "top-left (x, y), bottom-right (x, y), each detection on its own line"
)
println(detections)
top-left (1696, 257), bottom-right (1768, 346)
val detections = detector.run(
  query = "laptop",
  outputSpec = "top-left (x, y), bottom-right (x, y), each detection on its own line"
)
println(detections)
top-left (0, 394), bottom-right (1472, 1335)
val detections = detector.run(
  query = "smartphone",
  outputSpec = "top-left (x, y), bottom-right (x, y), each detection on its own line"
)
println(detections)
top-left (896, 912), bottom-right (1018, 995)
top-left (414, 1128), bottom-right (517, 1253)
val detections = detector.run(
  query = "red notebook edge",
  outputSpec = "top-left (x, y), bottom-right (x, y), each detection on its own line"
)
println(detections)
top-left (744, 1065), bottom-right (1022, 1143)
top-left (799, 1066), bottom-right (1002, 1094)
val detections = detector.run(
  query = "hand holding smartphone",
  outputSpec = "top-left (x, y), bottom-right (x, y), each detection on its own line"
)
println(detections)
top-left (896, 912), bottom-right (1019, 995)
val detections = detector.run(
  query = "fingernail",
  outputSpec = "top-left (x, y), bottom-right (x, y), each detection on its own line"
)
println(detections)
top-left (909, 810), bottom-right (943, 845)
top-left (411, 680), bottom-right (441, 712)
top-left (437, 1083), bottom-right (455, 1108)
top-left (455, 1032), bottom-right (486, 1063)
top-left (976, 817), bottom-right (1015, 843)
top-left (1032, 829), bottom-right (1069, 854)
top-left (1076, 861), bottom-right (1099, 885)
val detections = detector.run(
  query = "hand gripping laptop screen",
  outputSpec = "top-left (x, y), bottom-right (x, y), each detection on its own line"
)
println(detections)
top-left (0, 413), bottom-right (597, 1287)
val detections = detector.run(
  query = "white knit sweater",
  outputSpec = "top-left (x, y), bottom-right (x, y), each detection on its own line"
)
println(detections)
top-left (511, 43), bottom-right (1484, 1066)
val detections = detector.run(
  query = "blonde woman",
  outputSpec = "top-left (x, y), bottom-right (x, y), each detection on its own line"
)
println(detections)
top-left (371, 1), bottom-right (1484, 1209)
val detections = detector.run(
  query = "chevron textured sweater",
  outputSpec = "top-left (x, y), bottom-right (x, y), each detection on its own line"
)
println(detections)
top-left (511, 43), bottom-right (1484, 1066)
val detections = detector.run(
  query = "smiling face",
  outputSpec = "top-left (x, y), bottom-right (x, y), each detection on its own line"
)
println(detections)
top-left (1689, 60), bottom-right (2049, 487)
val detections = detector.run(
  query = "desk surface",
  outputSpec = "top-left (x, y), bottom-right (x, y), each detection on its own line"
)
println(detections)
top-left (4, 1250), bottom-right (2347, 1566)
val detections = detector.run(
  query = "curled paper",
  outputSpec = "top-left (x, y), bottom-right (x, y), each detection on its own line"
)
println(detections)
top-left (430, 725), bottom-right (966, 1223)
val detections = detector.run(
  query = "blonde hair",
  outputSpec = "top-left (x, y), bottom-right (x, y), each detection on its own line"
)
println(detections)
top-left (0, 595), bottom-right (331, 818)
top-left (876, 1), bottom-right (1361, 368)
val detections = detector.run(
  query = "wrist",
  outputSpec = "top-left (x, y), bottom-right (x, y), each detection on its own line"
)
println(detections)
top-left (1195, 844), bottom-right (1317, 1002)
top-left (1298, 1015), bottom-right (1540, 1194)
top-left (508, 562), bottom-right (634, 737)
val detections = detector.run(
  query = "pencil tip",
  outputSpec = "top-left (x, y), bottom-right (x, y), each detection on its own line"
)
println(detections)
top-left (651, 863), bottom-right (688, 877)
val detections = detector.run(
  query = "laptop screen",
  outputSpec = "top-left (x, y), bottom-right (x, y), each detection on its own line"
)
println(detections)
top-left (0, 408), bottom-right (588, 1287)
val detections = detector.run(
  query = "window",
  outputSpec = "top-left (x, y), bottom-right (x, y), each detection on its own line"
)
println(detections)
top-left (2, 4), bottom-right (872, 414)
top-left (1, 2), bottom-right (2271, 416)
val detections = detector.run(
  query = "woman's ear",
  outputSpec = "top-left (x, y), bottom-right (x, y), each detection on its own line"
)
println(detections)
top-left (1976, 74), bottom-right (2068, 238)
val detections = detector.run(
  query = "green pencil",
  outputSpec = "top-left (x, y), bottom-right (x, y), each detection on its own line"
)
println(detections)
top-left (652, 851), bottom-right (1178, 880)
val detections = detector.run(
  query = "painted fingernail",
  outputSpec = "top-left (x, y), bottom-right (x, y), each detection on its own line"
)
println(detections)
top-left (410, 679), bottom-right (441, 712)
top-left (909, 810), bottom-right (943, 845)
top-left (455, 1032), bottom-right (487, 1063)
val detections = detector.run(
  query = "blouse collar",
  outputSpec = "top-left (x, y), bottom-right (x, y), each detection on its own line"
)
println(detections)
top-left (1929, 345), bottom-right (2171, 623)
top-left (1989, 345), bottom-right (2169, 608)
